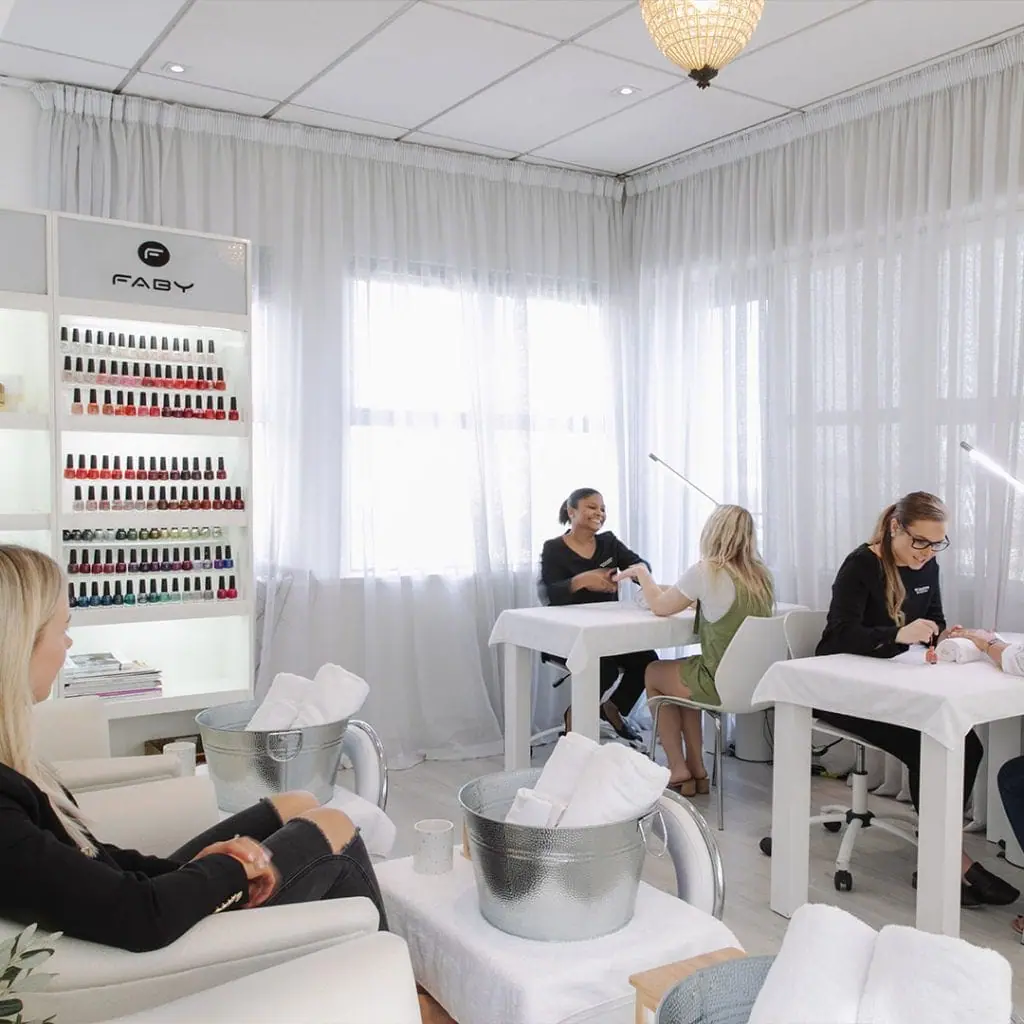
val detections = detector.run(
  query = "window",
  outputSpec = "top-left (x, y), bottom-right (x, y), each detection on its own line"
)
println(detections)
top-left (344, 273), bottom-right (619, 575)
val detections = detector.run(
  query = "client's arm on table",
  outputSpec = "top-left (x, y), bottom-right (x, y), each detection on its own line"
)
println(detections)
top-left (614, 564), bottom-right (692, 617)
top-left (951, 628), bottom-right (1024, 677)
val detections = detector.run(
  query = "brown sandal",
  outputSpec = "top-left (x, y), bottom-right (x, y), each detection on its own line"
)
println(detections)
top-left (694, 775), bottom-right (710, 795)
top-left (670, 777), bottom-right (697, 797)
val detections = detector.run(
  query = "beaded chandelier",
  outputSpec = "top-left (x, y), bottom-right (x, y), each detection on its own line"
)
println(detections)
top-left (639, 0), bottom-right (766, 89)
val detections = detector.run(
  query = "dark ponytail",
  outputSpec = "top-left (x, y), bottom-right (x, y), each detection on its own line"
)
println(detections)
top-left (559, 487), bottom-right (601, 528)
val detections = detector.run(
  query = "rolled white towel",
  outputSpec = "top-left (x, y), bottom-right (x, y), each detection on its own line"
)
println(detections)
top-left (534, 732), bottom-right (600, 808)
top-left (504, 788), bottom-right (566, 827)
top-left (935, 638), bottom-right (987, 664)
top-left (289, 663), bottom-right (370, 727)
top-left (748, 903), bottom-right (877, 1024)
top-left (557, 742), bottom-right (670, 828)
top-left (246, 672), bottom-right (311, 731)
top-left (857, 924), bottom-right (1011, 1024)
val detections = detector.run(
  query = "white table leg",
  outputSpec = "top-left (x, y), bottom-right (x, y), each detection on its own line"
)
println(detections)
top-left (987, 717), bottom-right (1022, 847)
top-left (570, 663), bottom-right (601, 744)
top-left (769, 702), bottom-right (812, 919)
top-left (916, 734), bottom-right (964, 936)
top-left (503, 644), bottom-right (532, 771)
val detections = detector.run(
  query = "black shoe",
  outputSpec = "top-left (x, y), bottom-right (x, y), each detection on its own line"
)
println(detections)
top-left (964, 863), bottom-right (1021, 906)
top-left (600, 704), bottom-right (642, 743)
top-left (911, 872), bottom-right (986, 908)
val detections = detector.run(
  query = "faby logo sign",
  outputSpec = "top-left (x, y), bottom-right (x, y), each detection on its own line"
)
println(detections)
top-left (111, 240), bottom-right (194, 294)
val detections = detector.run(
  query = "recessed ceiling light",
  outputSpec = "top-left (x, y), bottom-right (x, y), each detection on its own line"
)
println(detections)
top-left (163, 62), bottom-right (187, 74)
top-left (615, 85), bottom-right (639, 96)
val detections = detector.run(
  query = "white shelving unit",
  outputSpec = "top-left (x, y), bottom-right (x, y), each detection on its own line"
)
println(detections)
top-left (0, 208), bottom-right (254, 730)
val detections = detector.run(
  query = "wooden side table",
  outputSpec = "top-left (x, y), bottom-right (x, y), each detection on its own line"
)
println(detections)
top-left (629, 947), bottom-right (746, 1024)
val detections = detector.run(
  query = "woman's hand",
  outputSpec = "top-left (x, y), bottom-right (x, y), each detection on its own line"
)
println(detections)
top-left (613, 564), bottom-right (650, 584)
top-left (571, 569), bottom-right (617, 594)
top-left (193, 837), bottom-right (279, 908)
top-left (949, 626), bottom-right (998, 651)
top-left (895, 618), bottom-right (939, 646)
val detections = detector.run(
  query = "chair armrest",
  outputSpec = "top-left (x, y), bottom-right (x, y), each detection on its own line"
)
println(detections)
top-left (76, 776), bottom-right (219, 857)
top-left (56, 755), bottom-right (181, 794)
top-left (22, 898), bottom-right (382, 1024)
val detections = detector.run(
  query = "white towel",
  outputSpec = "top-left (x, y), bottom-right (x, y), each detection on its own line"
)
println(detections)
top-left (534, 733), bottom-right (600, 808)
top-left (748, 904), bottom-right (877, 1024)
top-left (246, 673), bottom-right (312, 731)
top-left (557, 742), bottom-right (670, 828)
top-left (290, 663), bottom-right (369, 727)
top-left (935, 638), bottom-right (987, 664)
top-left (504, 788), bottom-right (566, 827)
top-left (857, 924), bottom-right (1011, 1024)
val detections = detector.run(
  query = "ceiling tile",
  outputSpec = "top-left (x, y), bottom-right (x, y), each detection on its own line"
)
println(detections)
top-left (125, 72), bottom-right (275, 116)
top-left (0, 41), bottom-right (125, 88)
top-left (425, 45), bottom-right (679, 153)
top-left (429, 0), bottom-right (631, 40)
top-left (402, 131), bottom-right (518, 159)
top-left (1, 0), bottom-right (182, 68)
top-left (532, 83), bottom-right (787, 174)
top-left (576, 0), bottom-right (859, 74)
top-left (144, 0), bottom-right (407, 101)
top-left (294, 2), bottom-right (554, 129)
top-left (273, 104), bottom-right (405, 139)
top-left (723, 0), bottom-right (1024, 110)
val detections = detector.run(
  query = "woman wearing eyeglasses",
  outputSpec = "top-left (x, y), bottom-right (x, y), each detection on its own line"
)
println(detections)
top-left (814, 492), bottom-right (1018, 906)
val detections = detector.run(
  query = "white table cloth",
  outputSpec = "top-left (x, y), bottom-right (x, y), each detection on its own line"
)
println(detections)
top-left (491, 603), bottom-right (802, 769)
top-left (752, 646), bottom-right (1024, 937)
top-left (376, 851), bottom-right (739, 1024)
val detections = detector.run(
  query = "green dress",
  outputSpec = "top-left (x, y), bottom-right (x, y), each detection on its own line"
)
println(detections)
top-left (677, 580), bottom-right (774, 706)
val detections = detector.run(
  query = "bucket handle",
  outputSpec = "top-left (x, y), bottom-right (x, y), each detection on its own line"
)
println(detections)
top-left (639, 808), bottom-right (668, 858)
top-left (266, 730), bottom-right (303, 763)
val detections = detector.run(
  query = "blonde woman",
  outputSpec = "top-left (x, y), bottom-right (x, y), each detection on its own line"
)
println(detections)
top-left (616, 505), bottom-right (774, 796)
top-left (0, 545), bottom-right (387, 952)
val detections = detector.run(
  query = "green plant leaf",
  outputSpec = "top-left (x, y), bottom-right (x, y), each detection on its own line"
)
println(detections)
top-left (0, 997), bottom-right (24, 1015)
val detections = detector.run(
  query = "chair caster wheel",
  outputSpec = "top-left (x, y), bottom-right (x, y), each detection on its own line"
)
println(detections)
top-left (759, 837), bottom-right (772, 857)
top-left (824, 821), bottom-right (842, 833)
top-left (834, 870), bottom-right (853, 892)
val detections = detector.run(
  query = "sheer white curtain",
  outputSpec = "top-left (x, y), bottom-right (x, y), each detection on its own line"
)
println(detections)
top-left (36, 84), bottom-right (629, 765)
top-left (628, 36), bottom-right (1024, 631)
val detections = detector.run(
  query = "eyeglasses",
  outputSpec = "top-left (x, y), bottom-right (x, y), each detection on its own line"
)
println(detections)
top-left (900, 525), bottom-right (950, 552)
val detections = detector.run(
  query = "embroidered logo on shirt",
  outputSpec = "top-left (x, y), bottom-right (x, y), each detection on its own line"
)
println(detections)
top-left (914, 586), bottom-right (930, 594)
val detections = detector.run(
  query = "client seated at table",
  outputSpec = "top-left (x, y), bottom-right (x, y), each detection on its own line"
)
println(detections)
top-left (615, 505), bottom-right (773, 796)
top-left (539, 487), bottom-right (656, 743)
top-left (950, 628), bottom-right (1024, 932)
top-left (813, 492), bottom-right (1017, 907)
top-left (0, 544), bottom-right (389, 952)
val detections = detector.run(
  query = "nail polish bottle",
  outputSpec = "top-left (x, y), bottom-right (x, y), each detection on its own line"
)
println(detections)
top-left (125, 392), bottom-right (137, 417)
top-left (102, 548), bottom-right (113, 573)
top-left (62, 529), bottom-right (73, 541)
top-left (182, 577), bottom-right (193, 603)
top-left (162, 547), bottom-right (172, 572)
top-left (62, 356), bottom-right (73, 383)
top-left (207, 339), bottom-right (216, 365)
top-left (233, 487), bottom-right (245, 511)
top-left (72, 486), bottom-right (84, 512)
top-left (169, 526), bottom-right (180, 540)
top-left (86, 455), bottom-right (99, 480)
top-left (71, 388), bottom-right (84, 416)
top-left (182, 339), bottom-right (191, 363)
top-left (115, 548), bottom-right (126, 574)
top-left (160, 526), bottom-right (170, 540)
top-left (186, 365), bottom-right (196, 389)
top-left (90, 550), bottom-right (102, 575)
top-left (204, 576), bottom-right (215, 601)
top-left (223, 544), bottom-right (234, 569)
top-left (127, 526), bottom-right (138, 541)
top-left (171, 394), bottom-right (182, 418)
top-left (142, 362), bottom-right (154, 388)
top-left (150, 456), bottom-right (159, 480)
top-left (137, 579), bottom-right (147, 606)
top-left (76, 583), bottom-right (87, 610)
top-left (60, 325), bottom-right (70, 353)
top-left (131, 361), bottom-right (142, 387)
top-left (64, 454), bottom-right (76, 480)
top-left (81, 528), bottom-right (94, 542)
top-left (111, 486), bottom-right (123, 512)
top-left (97, 360), bottom-right (109, 387)
top-left (124, 580), bottom-right (136, 607)
top-left (172, 337), bottom-right (181, 362)
top-left (168, 487), bottom-right (179, 511)
top-left (160, 579), bottom-right (171, 603)
top-left (101, 581), bottom-right (113, 607)
top-left (67, 549), bottom-right (79, 575)
top-left (215, 456), bottom-right (227, 481)
top-left (162, 394), bottom-right (172, 418)
top-left (99, 486), bottom-right (110, 512)
top-left (87, 389), bottom-right (99, 416)
top-left (139, 547), bottom-right (150, 573)
top-left (202, 486), bottom-right (213, 511)
top-left (89, 582), bottom-right (101, 608)
top-left (112, 580), bottom-right (124, 607)
top-left (217, 576), bottom-right (227, 600)
top-left (100, 455), bottom-right (111, 480)
top-left (84, 329), bottom-right (93, 348)
top-left (101, 389), bottom-right (113, 416)
top-left (174, 365), bottom-right (185, 390)
top-left (213, 546), bottom-right (223, 570)
top-left (170, 578), bottom-right (182, 603)
top-left (202, 546), bottom-right (213, 571)
top-left (211, 525), bottom-right (222, 539)
top-left (157, 487), bottom-right (168, 511)
top-left (190, 486), bottom-right (202, 511)
top-left (212, 487), bottom-right (223, 511)
top-left (110, 456), bottom-right (122, 481)
top-left (204, 396), bottom-right (216, 420)
top-left (114, 528), bottom-right (126, 541)
top-left (179, 455), bottom-right (191, 482)
top-left (169, 457), bottom-right (180, 481)
top-left (134, 456), bottom-right (146, 483)
top-left (228, 397), bottom-right (240, 422)
top-left (185, 395), bottom-right (196, 419)
top-left (127, 487), bottom-right (139, 511)
top-left (181, 546), bottom-right (193, 571)
top-left (154, 363), bottom-right (164, 388)
top-left (73, 357), bottom-right (84, 384)
top-left (201, 456), bottom-right (213, 482)
top-left (227, 575), bottom-right (238, 600)
top-left (147, 486), bottom-right (158, 512)
top-left (127, 548), bottom-right (139, 573)
top-left (71, 327), bottom-right (81, 348)
top-left (85, 358), bottom-right (96, 385)
top-left (139, 391), bottom-right (151, 418)
top-left (195, 339), bottom-right (205, 364)
top-left (161, 336), bottom-right (170, 360)
top-left (214, 367), bottom-right (226, 392)
top-left (159, 457), bottom-right (169, 481)
top-left (115, 390), bottom-right (126, 415)
top-left (215, 396), bottom-right (226, 421)
top-left (85, 486), bottom-right (97, 512)
top-left (68, 582), bottom-right (78, 609)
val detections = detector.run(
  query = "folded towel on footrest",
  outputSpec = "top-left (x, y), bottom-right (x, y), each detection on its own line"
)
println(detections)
top-left (557, 742), bottom-right (669, 828)
top-left (533, 733), bottom-right (600, 808)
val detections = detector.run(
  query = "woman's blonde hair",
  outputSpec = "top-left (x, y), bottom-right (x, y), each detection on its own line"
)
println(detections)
top-left (0, 545), bottom-right (95, 854)
top-left (870, 492), bottom-right (947, 627)
top-left (699, 505), bottom-right (774, 609)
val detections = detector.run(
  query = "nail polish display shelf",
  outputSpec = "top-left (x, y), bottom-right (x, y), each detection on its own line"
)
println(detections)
top-left (71, 599), bottom-right (251, 627)
top-left (60, 415), bottom-right (247, 437)
top-left (60, 510), bottom-right (247, 529)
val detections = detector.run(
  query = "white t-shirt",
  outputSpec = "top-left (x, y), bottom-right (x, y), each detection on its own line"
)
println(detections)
top-left (673, 561), bottom-right (736, 623)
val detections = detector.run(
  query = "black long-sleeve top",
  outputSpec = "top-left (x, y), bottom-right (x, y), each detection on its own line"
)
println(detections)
top-left (0, 762), bottom-right (249, 952)
top-left (538, 532), bottom-right (648, 606)
top-left (816, 543), bottom-right (946, 659)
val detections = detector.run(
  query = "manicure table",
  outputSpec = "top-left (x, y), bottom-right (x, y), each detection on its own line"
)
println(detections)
top-left (753, 644), bottom-right (1024, 937)
top-left (490, 603), bottom-right (804, 770)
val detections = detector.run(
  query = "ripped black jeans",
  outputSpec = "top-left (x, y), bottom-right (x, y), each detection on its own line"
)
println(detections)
top-left (170, 799), bottom-right (388, 929)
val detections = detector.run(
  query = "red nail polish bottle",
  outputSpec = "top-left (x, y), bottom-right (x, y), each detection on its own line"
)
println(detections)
top-left (87, 455), bottom-right (99, 480)
top-left (171, 547), bottom-right (181, 572)
top-left (149, 456), bottom-right (158, 480)
top-left (175, 365), bottom-right (185, 390)
top-left (173, 394), bottom-right (183, 418)
top-left (212, 487), bottom-right (223, 511)
top-left (111, 455), bottom-right (122, 480)
top-left (162, 394), bottom-right (172, 418)
top-left (102, 389), bottom-right (114, 416)
top-left (133, 362), bottom-right (143, 387)
top-left (204, 457), bottom-right (214, 481)
top-left (150, 392), bottom-right (161, 418)
top-left (204, 396), bottom-right (216, 420)
top-left (184, 395), bottom-right (194, 418)
top-left (138, 392), bottom-right (149, 416)
top-left (115, 390), bottom-right (126, 415)
top-left (87, 389), bottom-right (99, 415)
top-left (116, 548), bottom-right (127, 573)
top-left (99, 456), bottom-right (111, 480)
top-left (142, 363), bottom-right (154, 388)
top-left (228, 397), bottom-right (240, 422)
top-left (217, 576), bottom-right (227, 600)
top-left (67, 550), bottom-right (78, 574)
top-left (92, 550), bottom-right (102, 573)
top-left (214, 367), bottom-right (226, 391)
top-left (215, 397), bottom-right (226, 421)
top-left (182, 546), bottom-right (193, 571)
top-left (71, 387), bottom-right (84, 415)
top-left (227, 575), bottom-right (237, 600)
top-left (233, 486), bottom-right (245, 511)
top-left (125, 393), bottom-right (137, 416)
top-left (170, 457), bottom-right (180, 481)
top-left (190, 486), bottom-right (202, 511)
top-left (201, 486), bottom-right (211, 511)
top-left (125, 456), bottom-right (136, 481)
top-left (216, 456), bottom-right (227, 481)
top-left (153, 364), bottom-right (163, 388)
top-left (64, 455), bottom-right (76, 480)
top-left (75, 454), bottom-right (87, 480)
top-left (103, 548), bottom-right (114, 573)
top-left (186, 365), bottom-right (196, 389)
top-left (159, 457), bottom-right (169, 481)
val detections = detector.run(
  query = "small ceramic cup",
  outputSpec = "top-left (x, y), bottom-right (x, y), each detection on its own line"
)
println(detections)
top-left (163, 740), bottom-right (197, 777)
top-left (413, 818), bottom-right (455, 875)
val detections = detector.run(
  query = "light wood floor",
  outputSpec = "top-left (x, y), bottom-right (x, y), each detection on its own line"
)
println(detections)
top-left (380, 750), bottom-right (1023, 1011)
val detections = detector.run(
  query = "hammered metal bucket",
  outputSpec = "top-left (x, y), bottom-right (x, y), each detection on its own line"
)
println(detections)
top-left (196, 700), bottom-right (348, 811)
top-left (458, 767), bottom-right (662, 942)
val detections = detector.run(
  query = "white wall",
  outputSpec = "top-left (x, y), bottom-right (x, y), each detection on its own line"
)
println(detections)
top-left (0, 84), bottom-right (40, 209)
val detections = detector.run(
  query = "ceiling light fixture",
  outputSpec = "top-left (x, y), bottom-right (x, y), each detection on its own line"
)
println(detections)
top-left (640, 0), bottom-right (765, 90)
top-left (163, 62), bottom-right (187, 74)
top-left (615, 85), bottom-right (639, 96)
